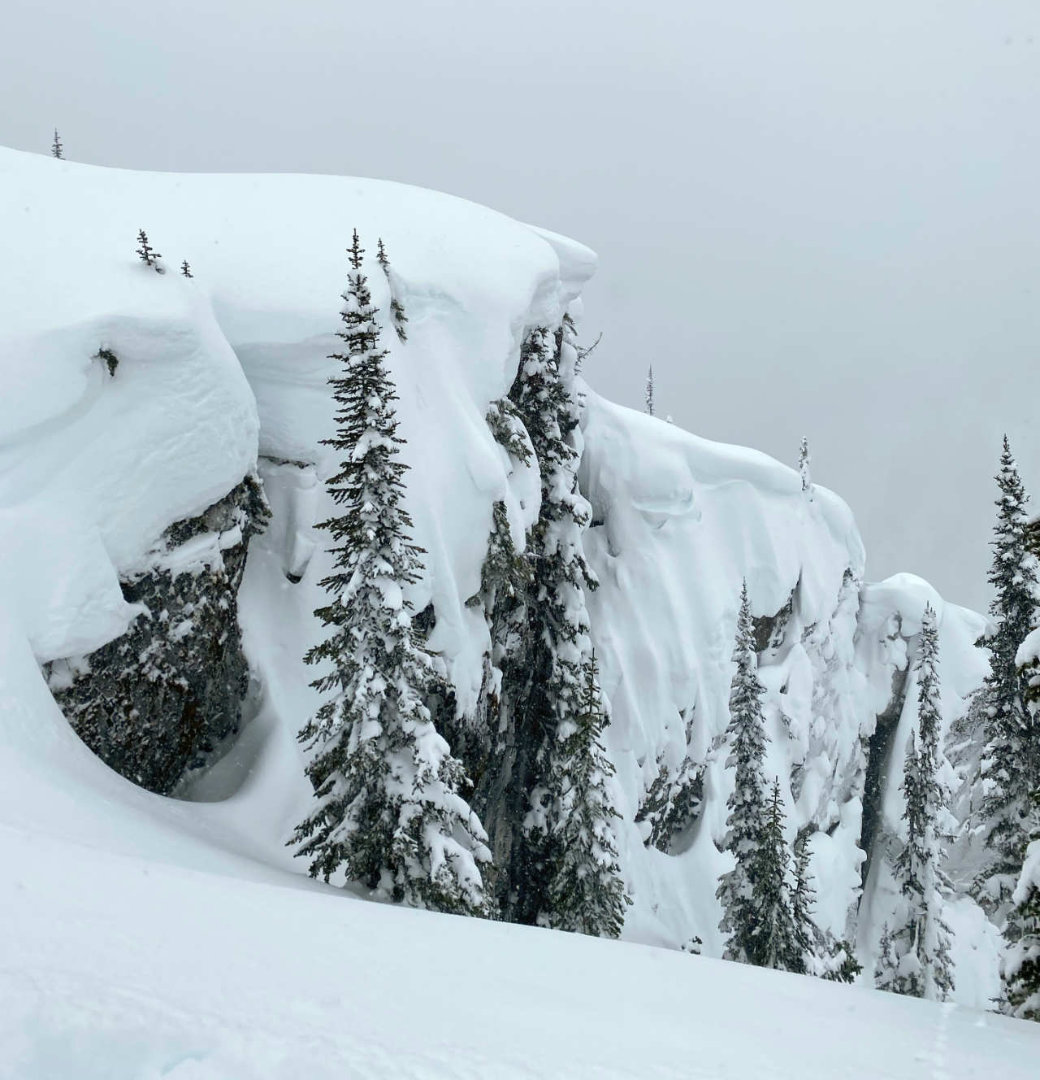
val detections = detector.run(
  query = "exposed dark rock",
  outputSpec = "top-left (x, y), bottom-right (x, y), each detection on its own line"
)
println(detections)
top-left (858, 659), bottom-right (911, 889)
top-left (752, 583), bottom-right (796, 655)
top-left (45, 475), bottom-right (270, 796)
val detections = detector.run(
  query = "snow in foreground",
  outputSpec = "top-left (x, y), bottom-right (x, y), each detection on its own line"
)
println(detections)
top-left (2, 820), bottom-right (1036, 1079)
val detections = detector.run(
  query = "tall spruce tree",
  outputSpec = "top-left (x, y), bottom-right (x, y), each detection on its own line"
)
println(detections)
top-left (717, 581), bottom-right (770, 963)
top-left (878, 609), bottom-right (955, 1000)
top-left (976, 437), bottom-right (1040, 909)
top-left (506, 318), bottom-right (628, 935)
top-left (747, 778), bottom-right (801, 970)
top-left (645, 365), bottom-right (655, 416)
top-left (1002, 789), bottom-right (1040, 1020)
top-left (51, 128), bottom-right (63, 159)
top-left (791, 828), bottom-right (818, 974)
top-left (882, 716), bottom-right (955, 999)
top-left (291, 229), bottom-right (490, 915)
top-left (537, 651), bottom-right (629, 937)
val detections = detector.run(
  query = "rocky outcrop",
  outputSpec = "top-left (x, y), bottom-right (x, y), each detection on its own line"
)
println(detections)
top-left (46, 476), bottom-right (270, 795)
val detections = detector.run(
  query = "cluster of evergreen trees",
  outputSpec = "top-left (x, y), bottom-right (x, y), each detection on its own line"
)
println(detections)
top-left (715, 583), bottom-right (857, 980)
top-left (285, 228), bottom-right (1040, 1007)
top-left (135, 229), bottom-right (193, 278)
top-left (292, 232), bottom-right (628, 936)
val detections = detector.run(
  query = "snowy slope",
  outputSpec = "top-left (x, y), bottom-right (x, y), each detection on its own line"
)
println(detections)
top-left (0, 147), bottom-right (1035, 1074)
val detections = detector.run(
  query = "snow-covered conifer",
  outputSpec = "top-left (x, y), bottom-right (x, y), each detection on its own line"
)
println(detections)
top-left (180, 260), bottom-right (193, 278)
top-left (976, 437), bottom-right (1040, 908)
top-left (1002, 791), bottom-right (1040, 1020)
top-left (747, 778), bottom-right (800, 970)
top-left (292, 228), bottom-right (490, 916)
top-left (376, 238), bottom-right (408, 342)
top-left (536, 651), bottom-right (629, 937)
top-left (136, 230), bottom-right (162, 271)
top-left (791, 828), bottom-right (818, 974)
top-left (717, 581), bottom-right (769, 963)
top-left (51, 129), bottom-right (63, 159)
top-left (504, 318), bottom-right (627, 933)
top-left (883, 723), bottom-right (955, 1000)
top-left (645, 365), bottom-right (655, 416)
top-left (875, 923), bottom-right (898, 990)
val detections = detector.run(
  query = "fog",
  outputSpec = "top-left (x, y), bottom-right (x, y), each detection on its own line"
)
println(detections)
top-left (3, 0), bottom-right (1037, 611)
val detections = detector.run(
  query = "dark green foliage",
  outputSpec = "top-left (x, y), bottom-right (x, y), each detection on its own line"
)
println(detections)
top-left (790, 829), bottom-right (817, 974)
top-left (746, 778), bottom-right (801, 970)
top-left (96, 347), bottom-right (118, 377)
top-left (485, 398), bottom-right (534, 466)
top-left (291, 229), bottom-right (489, 915)
top-left (136, 229), bottom-right (162, 271)
top-left (717, 581), bottom-right (770, 963)
top-left (636, 712), bottom-right (704, 853)
top-left (495, 319), bottom-right (627, 935)
top-left (976, 438), bottom-right (1040, 908)
top-left (879, 611), bottom-right (955, 1001)
top-left (536, 652), bottom-right (630, 937)
top-left (1002, 790), bottom-right (1040, 1020)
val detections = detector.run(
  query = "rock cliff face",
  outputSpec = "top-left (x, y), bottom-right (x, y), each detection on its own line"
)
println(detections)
top-left (45, 477), bottom-right (269, 795)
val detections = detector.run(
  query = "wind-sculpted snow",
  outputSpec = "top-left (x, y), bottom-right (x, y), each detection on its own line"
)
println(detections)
top-left (0, 147), bottom-right (1033, 1072)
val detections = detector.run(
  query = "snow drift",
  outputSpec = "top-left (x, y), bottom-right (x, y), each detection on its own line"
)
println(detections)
top-left (0, 146), bottom-right (1032, 1074)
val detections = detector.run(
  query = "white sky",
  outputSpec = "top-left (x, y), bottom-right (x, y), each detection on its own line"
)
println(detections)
top-left (2, 1), bottom-right (1037, 611)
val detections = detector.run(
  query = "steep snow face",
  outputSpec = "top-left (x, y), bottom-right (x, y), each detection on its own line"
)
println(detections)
top-left (578, 393), bottom-right (870, 951)
top-left (0, 146), bottom-right (1001, 1033)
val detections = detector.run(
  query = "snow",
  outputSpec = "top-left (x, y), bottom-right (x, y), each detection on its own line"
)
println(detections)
top-left (1016, 626), bottom-right (1040, 669)
top-left (0, 146), bottom-right (1038, 1073)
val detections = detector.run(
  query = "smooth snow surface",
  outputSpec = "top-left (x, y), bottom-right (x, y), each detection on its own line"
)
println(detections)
top-left (1, 148), bottom-right (1037, 1074)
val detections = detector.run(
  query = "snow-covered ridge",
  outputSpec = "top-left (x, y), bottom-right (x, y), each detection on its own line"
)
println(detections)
top-left (0, 145), bottom-right (1005, 1047)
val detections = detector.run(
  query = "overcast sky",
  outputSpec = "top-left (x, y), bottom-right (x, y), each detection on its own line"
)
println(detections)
top-left (2, 1), bottom-right (1037, 612)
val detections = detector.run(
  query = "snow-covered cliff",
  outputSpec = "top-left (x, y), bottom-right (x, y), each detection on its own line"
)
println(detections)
top-left (0, 147), bottom-right (995, 1003)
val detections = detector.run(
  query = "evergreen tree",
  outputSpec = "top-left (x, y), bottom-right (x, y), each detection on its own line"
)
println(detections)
top-left (51, 129), bottom-right (63, 159)
top-left (976, 437), bottom-right (1040, 908)
top-left (799, 436), bottom-right (813, 500)
top-left (376, 238), bottom-right (408, 342)
top-left (180, 260), bottom-right (193, 278)
top-left (645, 365), bottom-right (655, 416)
top-left (747, 778), bottom-right (800, 970)
top-left (291, 229), bottom-right (490, 915)
top-left (717, 581), bottom-right (769, 963)
top-left (462, 497), bottom-right (532, 818)
top-left (537, 651), bottom-right (629, 937)
top-left (875, 923), bottom-right (898, 990)
top-left (1002, 789), bottom-right (1040, 1020)
top-left (136, 230), bottom-right (162, 271)
top-left (884, 725), bottom-right (955, 1000)
top-left (505, 317), bottom-right (628, 934)
top-left (917, 605), bottom-right (942, 781)
top-left (791, 826), bottom-right (860, 981)
top-left (791, 828), bottom-right (818, 974)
